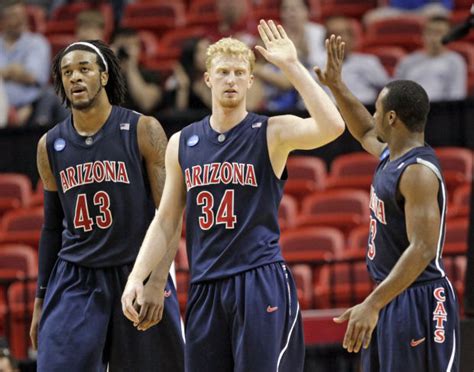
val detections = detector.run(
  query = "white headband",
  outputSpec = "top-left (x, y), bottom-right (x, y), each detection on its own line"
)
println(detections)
top-left (64, 41), bottom-right (108, 72)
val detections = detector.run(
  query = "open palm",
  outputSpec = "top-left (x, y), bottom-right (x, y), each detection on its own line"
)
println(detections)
top-left (255, 20), bottom-right (298, 68)
top-left (315, 35), bottom-right (345, 88)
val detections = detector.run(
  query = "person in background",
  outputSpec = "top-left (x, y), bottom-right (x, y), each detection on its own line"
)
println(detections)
top-left (111, 28), bottom-right (162, 115)
top-left (364, 0), bottom-right (452, 25)
top-left (253, 0), bottom-right (326, 111)
top-left (319, 15), bottom-right (389, 105)
top-left (75, 9), bottom-right (107, 42)
top-left (0, 0), bottom-right (60, 127)
top-left (395, 15), bottom-right (466, 102)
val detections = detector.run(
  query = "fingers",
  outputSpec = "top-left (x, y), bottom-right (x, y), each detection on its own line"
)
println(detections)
top-left (363, 330), bottom-right (373, 349)
top-left (314, 66), bottom-right (323, 82)
top-left (122, 288), bottom-right (140, 324)
top-left (333, 308), bottom-right (350, 323)
top-left (254, 45), bottom-right (269, 60)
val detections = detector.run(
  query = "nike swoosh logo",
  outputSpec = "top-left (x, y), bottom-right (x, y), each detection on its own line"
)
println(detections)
top-left (410, 337), bottom-right (426, 347)
top-left (266, 305), bottom-right (278, 313)
top-left (163, 290), bottom-right (172, 298)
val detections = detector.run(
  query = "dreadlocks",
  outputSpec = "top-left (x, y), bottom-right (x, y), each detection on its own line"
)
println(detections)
top-left (51, 40), bottom-right (126, 107)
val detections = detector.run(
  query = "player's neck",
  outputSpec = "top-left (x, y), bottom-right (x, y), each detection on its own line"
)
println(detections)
top-left (210, 105), bottom-right (248, 133)
top-left (72, 100), bottom-right (113, 137)
top-left (388, 133), bottom-right (425, 161)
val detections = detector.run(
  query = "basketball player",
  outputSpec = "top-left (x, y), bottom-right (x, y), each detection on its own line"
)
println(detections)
top-left (121, 20), bottom-right (345, 371)
top-left (29, 40), bottom-right (184, 371)
top-left (315, 35), bottom-right (459, 371)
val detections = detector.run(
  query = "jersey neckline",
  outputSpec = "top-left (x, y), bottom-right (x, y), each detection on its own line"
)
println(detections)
top-left (203, 112), bottom-right (252, 144)
top-left (66, 105), bottom-right (117, 148)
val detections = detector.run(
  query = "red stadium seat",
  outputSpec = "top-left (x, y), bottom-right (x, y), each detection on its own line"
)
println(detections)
top-left (279, 194), bottom-right (298, 231)
top-left (280, 226), bottom-right (345, 263)
top-left (314, 261), bottom-right (374, 309)
top-left (122, 3), bottom-right (186, 36)
top-left (0, 173), bottom-right (33, 216)
top-left (186, 0), bottom-right (219, 27)
top-left (291, 264), bottom-right (313, 310)
top-left (434, 147), bottom-right (473, 199)
top-left (359, 46), bottom-right (407, 76)
top-left (297, 189), bottom-right (370, 236)
top-left (363, 16), bottom-right (425, 51)
top-left (47, 34), bottom-right (76, 58)
top-left (0, 208), bottom-right (44, 249)
top-left (156, 27), bottom-right (208, 60)
top-left (448, 183), bottom-right (471, 219)
top-left (0, 244), bottom-right (37, 278)
top-left (326, 152), bottom-right (378, 190)
top-left (284, 156), bottom-right (327, 206)
top-left (46, 3), bottom-right (113, 41)
top-left (443, 218), bottom-right (469, 255)
top-left (7, 282), bottom-right (36, 359)
top-left (318, 0), bottom-right (377, 19)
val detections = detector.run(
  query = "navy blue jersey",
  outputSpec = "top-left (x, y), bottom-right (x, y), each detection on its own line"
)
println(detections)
top-left (178, 113), bottom-right (285, 283)
top-left (46, 106), bottom-right (155, 267)
top-left (367, 145), bottom-right (447, 283)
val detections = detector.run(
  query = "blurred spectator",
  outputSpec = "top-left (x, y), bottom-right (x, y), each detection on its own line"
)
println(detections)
top-left (164, 38), bottom-right (213, 111)
top-left (0, 0), bottom-right (58, 126)
top-left (321, 15), bottom-right (389, 105)
top-left (0, 78), bottom-right (8, 128)
top-left (395, 16), bottom-right (466, 101)
top-left (76, 9), bottom-right (106, 42)
top-left (0, 347), bottom-right (19, 372)
top-left (210, 0), bottom-right (257, 45)
top-left (364, 0), bottom-right (452, 25)
top-left (253, 0), bottom-right (326, 111)
top-left (111, 28), bottom-right (162, 115)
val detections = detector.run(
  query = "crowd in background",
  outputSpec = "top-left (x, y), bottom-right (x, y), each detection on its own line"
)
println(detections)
top-left (0, 0), bottom-right (470, 128)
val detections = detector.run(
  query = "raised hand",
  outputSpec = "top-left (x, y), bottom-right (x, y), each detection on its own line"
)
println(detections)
top-left (255, 20), bottom-right (298, 69)
top-left (314, 35), bottom-right (345, 88)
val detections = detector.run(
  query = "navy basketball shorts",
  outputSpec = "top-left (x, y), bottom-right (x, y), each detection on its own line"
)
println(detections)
top-left (361, 277), bottom-right (459, 372)
top-left (38, 258), bottom-right (185, 372)
top-left (185, 262), bottom-right (305, 372)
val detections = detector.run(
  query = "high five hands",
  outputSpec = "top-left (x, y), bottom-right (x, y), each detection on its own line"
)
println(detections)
top-left (255, 20), bottom-right (299, 68)
top-left (314, 35), bottom-right (345, 88)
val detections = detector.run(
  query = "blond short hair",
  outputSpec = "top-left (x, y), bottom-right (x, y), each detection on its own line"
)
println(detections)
top-left (206, 37), bottom-right (255, 72)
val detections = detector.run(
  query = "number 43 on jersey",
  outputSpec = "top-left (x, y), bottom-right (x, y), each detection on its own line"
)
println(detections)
top-left (74, 191), bottom-right (113, 231)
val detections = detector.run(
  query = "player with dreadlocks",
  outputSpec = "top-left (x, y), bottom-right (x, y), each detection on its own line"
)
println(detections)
top-left (29, 40), bottom-right (184, 372)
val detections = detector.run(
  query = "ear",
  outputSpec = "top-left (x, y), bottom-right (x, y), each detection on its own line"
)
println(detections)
top-left (388, 110), bottom-right (397, 126)
top-left (204, 71), bottom-right (211, 88)
top-left (247, 74), bottom-right (254, 89)
top-left (100, 71), bottom-right (109, 87)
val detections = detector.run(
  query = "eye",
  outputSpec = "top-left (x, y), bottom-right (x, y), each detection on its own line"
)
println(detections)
top-left (63, 70), bottom-right (71, 76)
top-left (81, 67), bottom-right (89, 73)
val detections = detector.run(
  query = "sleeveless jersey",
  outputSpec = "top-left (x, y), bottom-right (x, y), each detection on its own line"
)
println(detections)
top-left (179, 113), bottom-right (285, 283)
top-left (46, 106), bottom-right (155, 267)
top-left (367, 145), bottom-right (447, 283)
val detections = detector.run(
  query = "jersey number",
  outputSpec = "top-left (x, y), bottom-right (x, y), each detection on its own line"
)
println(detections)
top-left (368, 217), bottom-right (377, 260)
top-left (74, 192), bottom-right (112, 231)
top-left (196, 190), bottom-right (236, 230)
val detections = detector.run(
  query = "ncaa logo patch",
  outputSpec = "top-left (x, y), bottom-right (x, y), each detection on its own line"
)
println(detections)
top-left (54, 138), bottom-right (66, 152)
top-left (187, 135), bottom-right (199, 147)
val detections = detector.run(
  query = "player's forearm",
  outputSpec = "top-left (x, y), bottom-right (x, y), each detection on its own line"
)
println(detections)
top-left (129, 215), bottom-right (176, 283)
top-left (364, 243), bottom-right (436, 311)
top-left (147, 224), bottom-right (181, 287)
top-left (281, 61), bottom-right (344, 134)
top-left (326, 80), bottom-right (375, 143)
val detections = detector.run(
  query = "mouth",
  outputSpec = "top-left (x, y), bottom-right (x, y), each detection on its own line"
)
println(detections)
top-left (71, 86), bottom-right (87, 97)
top-left (224, 89), bottom-right (237, 95)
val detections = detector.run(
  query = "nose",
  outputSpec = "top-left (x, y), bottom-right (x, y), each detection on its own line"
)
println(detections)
top-left (226, 72), bottom-right (236, 85)
top-left (70, 69), bottom-right (82, 83)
